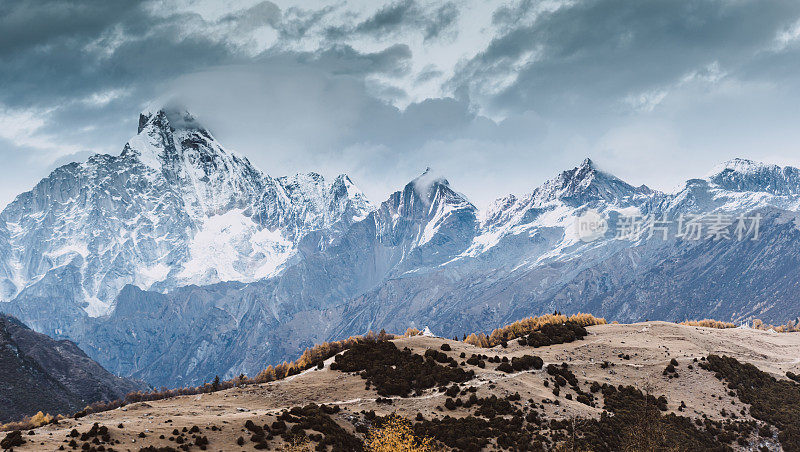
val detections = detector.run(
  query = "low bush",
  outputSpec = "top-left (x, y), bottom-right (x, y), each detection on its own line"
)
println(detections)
top-left (517, 322), bottom-right (588, 348)
top-left (701, 354), bottom-right (800, 451)
top-left (0, 430), bottom-right (24, 449)
top-left (331, 341), bottom-right (474, 397)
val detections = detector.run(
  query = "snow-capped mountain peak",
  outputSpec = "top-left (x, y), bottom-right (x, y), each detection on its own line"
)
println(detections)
top-left (706, 158), bottom-right (800, 195)
top-left (370, 169), bottom-right (477, 254)
top-left (137, 106), bottom-right (205, 134)
top-left (410, 168), bottom-right (450, 202)
top-left (534, 158), bottom-right (637, 205)
top-left (0, 108), bottom-right (373, 318)
top-left (392, 169), bottom-right (474, 218)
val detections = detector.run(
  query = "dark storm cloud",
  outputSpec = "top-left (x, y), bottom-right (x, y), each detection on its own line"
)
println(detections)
top-left (0, 2), bottom-right (246, 110)
top-left (454, 0), bottom-right (800, 117)
top-left (355, 0), bottom-right (417, 35)
top-left (423, 3), bottom-right (459, 42)
top-left (279, 5), bottom-right (337, 40)
top-left (0, 0), bottom-right (422, 113)
top-left (0, 0), bottom-right (139, 56)
top-left (326, 0), bottom-right (459, 42)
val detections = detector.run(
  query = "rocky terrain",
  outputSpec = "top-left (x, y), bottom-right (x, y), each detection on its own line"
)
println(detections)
top-left (0, 314), bottom-right (145, 423)
top-left (5, 321), bottom-right (800, 451)
top-left (3, 107), bottom-right (800, 387)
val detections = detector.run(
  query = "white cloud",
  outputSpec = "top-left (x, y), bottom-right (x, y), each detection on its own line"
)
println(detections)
top-left (622, 62), bottom-right (728, 113)
top-left (4, 0), bottom-right (800, 213)
top-left (775, 18), bottom-right (800, 50)
top-left (0, 105), bottom-right (83, 158)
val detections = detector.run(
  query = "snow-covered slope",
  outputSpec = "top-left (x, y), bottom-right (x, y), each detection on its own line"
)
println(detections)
top-left (0, 108), bottom-right (371, 317)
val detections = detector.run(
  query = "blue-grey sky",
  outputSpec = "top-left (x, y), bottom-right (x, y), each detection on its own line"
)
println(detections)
top-left (2, 0), bottom-right (800, 208)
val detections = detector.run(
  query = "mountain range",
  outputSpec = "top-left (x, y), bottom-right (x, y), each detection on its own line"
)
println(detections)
top-left (1, 107), bottom-right (799, 387)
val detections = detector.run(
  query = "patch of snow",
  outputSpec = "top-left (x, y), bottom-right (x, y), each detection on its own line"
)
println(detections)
top-left (706, 158), bottom-right (777, 178)
top-left (177, 209), bottom-right (294, 283)
top-left (84, 296), bottom-right (112, 318)
top-left (137, 263), bottom-right (172, 287)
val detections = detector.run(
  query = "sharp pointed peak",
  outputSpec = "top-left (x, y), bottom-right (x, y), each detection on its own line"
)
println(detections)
top-left (124, 104), bottom-right (227, 172)
top-left (563, 157), bottom-right (624, 180)
top-left (405, 168), bottom-right (456, 204)
top-left (410, 167), bottom-right (449, 188)
top-left (571, 157), bottom-right (608, 176)
top-left (137, 102), bottom-right (207, 135)
top-left (331, 173), bottom-right (359, 188)
top-left (531, 158), bottom-right (636, 204)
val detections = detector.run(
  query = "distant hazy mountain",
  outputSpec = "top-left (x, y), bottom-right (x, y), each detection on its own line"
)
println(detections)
top-left (1, 109), bottom-right (799, 387)
top-left (0, 314), bottom-right (144, 422)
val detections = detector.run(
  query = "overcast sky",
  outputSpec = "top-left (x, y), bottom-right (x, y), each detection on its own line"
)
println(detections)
top-left (3, 0), bottom-right (800, 209)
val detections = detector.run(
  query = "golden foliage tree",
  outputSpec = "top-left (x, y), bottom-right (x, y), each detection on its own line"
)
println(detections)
top-left (464, 313), bottom-right (606, 348)
top-left (752, 318), bottom-right (800, 332)
top-left (403, 327), bottom-right (421, 337)
top-left (365, 415), bottom-right (438, 452)
top-left (278, 435), bottom-right (311, 451)
top-left (0, 411), bottom-right (54, 432)
top-left (680, 319), bottom-right (736, 329)
top-left (681, 317), bottom-right (800, 332)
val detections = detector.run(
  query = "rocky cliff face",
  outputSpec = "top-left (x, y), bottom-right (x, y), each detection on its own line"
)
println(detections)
top-left (0, 107), bottom-right (370, 334)
top-left (1, 108), bottom-right (799, 387)
top-left (0, 314), bottom-right (145, 422)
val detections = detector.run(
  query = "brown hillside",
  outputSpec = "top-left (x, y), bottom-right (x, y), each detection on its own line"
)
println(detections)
top-left (7, 321), bottom-right (800, 451)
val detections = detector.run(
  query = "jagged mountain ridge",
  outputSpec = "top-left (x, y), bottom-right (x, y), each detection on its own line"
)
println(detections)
top-left (2, 108), bottom-right (800, 386)
top-left (0, 108), bottom-right (371, 326)
top-left (331, 157), bottom-right (800, 340)
top-left (80, 156), bottom-right (800, 386)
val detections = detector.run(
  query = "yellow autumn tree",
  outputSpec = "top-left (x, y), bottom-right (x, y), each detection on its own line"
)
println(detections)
top-left (403, 327), bottom-right (421, 337)
top-left (365, 415), bottom-right (437, 452)
top-left (487, 313), bottom-right (606, 346)
top-left (680, 319), bottom-right (736, 329)
top-left (28, 411), bottom-right (53, 427)
top-left (278, 435), bottom-right (311, 451)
